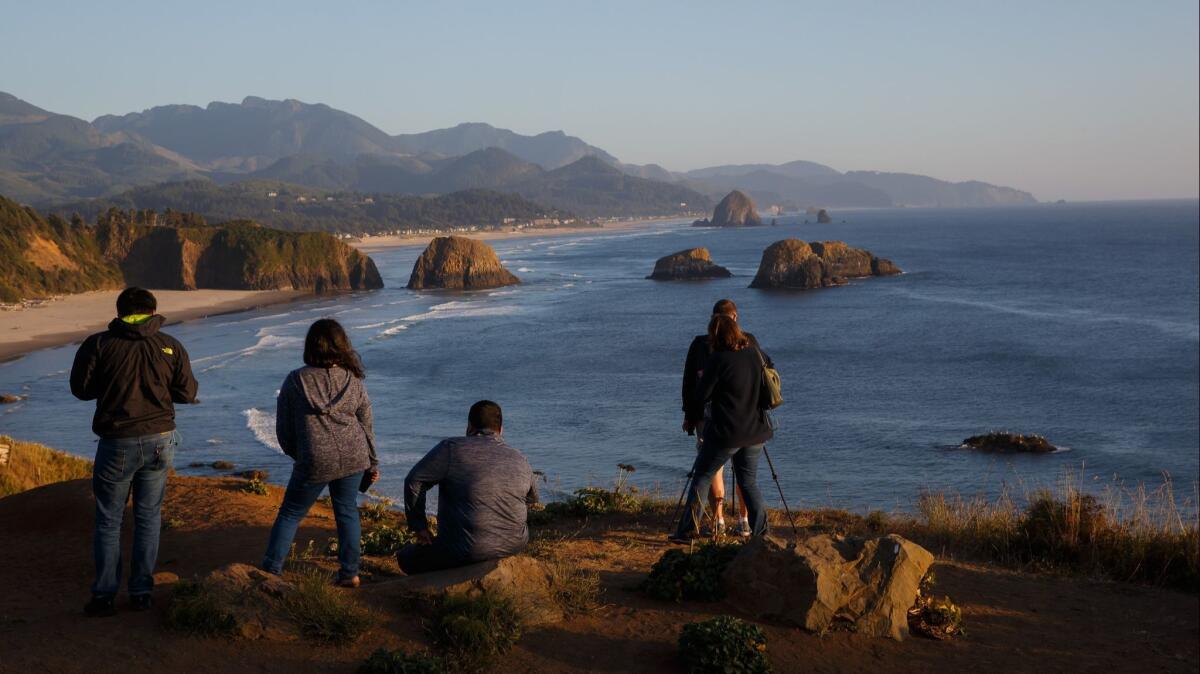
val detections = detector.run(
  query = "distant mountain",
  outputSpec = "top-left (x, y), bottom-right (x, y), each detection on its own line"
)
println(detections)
top-left (0, 91), bottom-right (1038, 215)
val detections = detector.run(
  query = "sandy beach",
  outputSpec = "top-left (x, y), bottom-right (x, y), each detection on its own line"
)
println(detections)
top-left (350, 215), bottom-right (685, 252)
top-left (0, 289), bottom-right (308, 362)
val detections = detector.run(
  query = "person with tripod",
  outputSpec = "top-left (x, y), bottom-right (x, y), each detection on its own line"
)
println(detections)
top-left (681, 299), bottom-right (765, 536)
top-left (671, 312), bottom-right (773, 542)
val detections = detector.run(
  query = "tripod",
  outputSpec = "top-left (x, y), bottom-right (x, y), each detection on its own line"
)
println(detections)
top-left (669, 445), bottom-right (797, 536)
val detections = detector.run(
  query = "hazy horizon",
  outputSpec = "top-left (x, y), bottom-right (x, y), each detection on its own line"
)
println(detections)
top-left (3, 1), bottom-right (1197, 201)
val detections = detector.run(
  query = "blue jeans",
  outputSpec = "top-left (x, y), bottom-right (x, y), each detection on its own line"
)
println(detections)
top-left (674, 443), bottom-right (768, 539)
top-left (92, 430), bottom-right (178, 597)
top-left (262, 472), bottom-right (362, 580)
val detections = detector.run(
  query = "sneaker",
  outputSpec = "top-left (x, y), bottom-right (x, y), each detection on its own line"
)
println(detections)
top-left (736, 519), bottom-right (752, 538)
top-left (130, 594), bottom-right (154, 611)
top-left (337, 575), bottom-right (361, 588)
top-left (83, 595), bottom-right (117, 618)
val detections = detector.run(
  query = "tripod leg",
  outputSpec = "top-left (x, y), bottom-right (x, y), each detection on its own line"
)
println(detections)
top-left (762, 445), bottom-right (798, 536)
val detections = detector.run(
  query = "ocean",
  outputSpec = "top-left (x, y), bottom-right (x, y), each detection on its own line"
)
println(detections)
top-left (2, 200), bottom-right (1197, 513)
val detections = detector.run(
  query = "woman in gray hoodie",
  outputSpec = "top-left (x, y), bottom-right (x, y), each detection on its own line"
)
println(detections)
top-left (262, 319), bottom-right (378, 586)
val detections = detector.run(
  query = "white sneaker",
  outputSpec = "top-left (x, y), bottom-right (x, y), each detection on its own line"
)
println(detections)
top-left (736, 519), bottom-right (752, 537)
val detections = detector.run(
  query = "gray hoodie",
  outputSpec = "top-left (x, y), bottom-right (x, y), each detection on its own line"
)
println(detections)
top-left (276, 366), bottom-right (377, 485)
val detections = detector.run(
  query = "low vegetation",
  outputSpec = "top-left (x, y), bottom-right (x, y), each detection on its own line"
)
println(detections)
top-left (239, 477), bottom-right (269, 496)
top-left (641, 542), bottom-right (743, 602)
top-left (282, 571), bottom-right (374, 644)
top-left (164, 581), bottom-right (238, 637)
top-left (907, 572), bottom-right (965, 640)
top-left (539, 463), bottom-right (661, 519)
top-left (359, 648), bottom-right (446, 674)
top-left (427, 592), bottom-right (522, 673)
top-left (678, 615), bottom-right (771, 674)
top-left (0, 435), bottom-right (92, 497)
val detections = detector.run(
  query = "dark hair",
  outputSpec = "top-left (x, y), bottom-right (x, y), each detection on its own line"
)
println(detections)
top-left (303, 319), bottom-right (365, 378)
top-left (711, 299), bottom-right (737, 317)
top-left (708, 313), bottom-right (749, 352)
top-left (116, 287), bottom-right (157, 317)
top-left (468, 400), bottom-right (503, 432)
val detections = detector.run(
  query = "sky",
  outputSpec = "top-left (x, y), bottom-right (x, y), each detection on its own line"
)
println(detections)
top-left (2, 0), bottom-right (1197, 201)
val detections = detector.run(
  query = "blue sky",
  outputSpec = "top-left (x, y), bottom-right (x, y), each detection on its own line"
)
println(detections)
top-left (3, 0), bottom-right (1197, 200)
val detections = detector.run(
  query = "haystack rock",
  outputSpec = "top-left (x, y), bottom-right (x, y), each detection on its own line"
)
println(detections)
top-left (646, 248), bottom-right (732, 280)
top-left (694, 190), bottom-right (762, 228)
top-left (406, 236), bottom-right (520, 290)
top-left (749, 239), bottom-right (901, 290)
top-left (723, 534), bottom-right (934, 640)
top-left (816, 209), bottom-right (832, 224)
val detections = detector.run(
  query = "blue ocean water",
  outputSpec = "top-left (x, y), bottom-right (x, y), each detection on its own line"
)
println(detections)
top-left (2, 201), bottom-right (1197, 512)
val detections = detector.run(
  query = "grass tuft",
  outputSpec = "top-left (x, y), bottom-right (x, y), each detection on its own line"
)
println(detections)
top-left (0, 435), bottom-right (92, 498)
top-left (359, 648), bottom-right (446, 674)
top-left (427, 592), bottom-right (522, 673)
top-left (282, 571), bottom-right (374, 644)
top-left (164, 580), bottom-right (238, 637)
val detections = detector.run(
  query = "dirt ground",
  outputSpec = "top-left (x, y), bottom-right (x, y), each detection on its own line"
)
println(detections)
top-left (0, 476), bottom-right (1196, 673)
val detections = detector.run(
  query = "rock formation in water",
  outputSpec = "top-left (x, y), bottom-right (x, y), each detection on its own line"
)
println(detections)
top-left (98, 218), bottom-right (383, 293)
top-left (694, 190), bottom-right (762, 228)
top-left (406, 236), bottom-right (520, 290)
top-left (749, 239), bottom-right (901, 290)
top-left (816, 209), bottom-right (832, 224)
top-left (646, 248), bottom-right (732, 280)
top-left (962, 432), bottom-right (1056, 454)
top-left (723, 534), bottom-right (934, 640)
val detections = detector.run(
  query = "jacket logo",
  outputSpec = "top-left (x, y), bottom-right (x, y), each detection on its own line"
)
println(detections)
top-left (161, 347), bottom-right (174, 356)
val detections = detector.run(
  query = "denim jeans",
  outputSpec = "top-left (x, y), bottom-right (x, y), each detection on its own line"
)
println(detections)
top-left (674, 443), bottom-right (768, 538)
top-left (262, 471), bottom-right (362, 580)
top-left (92, 430), bottom-right (178, 597)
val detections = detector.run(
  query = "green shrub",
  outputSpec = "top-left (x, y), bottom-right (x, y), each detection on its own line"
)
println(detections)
top-left (641, 543), bottom-right (742, 602)
top-left (282, 571), bottom-right (373, 644)
top-left (427, 592), bottom-right (522, 673)
top-left (240, 478), bottom-right (269, 496)
top-left (362, 524), bottom-right (417, 556)
top-left (164, 581), bottom-right (238, 637)
top-left (907, 571), bottom-right (965, 640)
top-left (359, 648), bottom-right (445, 674)
top-left (678, 615), bottom-right (770, 674)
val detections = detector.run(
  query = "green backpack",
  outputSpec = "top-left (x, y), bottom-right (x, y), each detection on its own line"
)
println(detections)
top-left (755, 347), bottom-right (783, 410)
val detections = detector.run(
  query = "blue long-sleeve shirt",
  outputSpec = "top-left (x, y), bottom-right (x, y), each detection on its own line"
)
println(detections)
top-left (404, 430), bottom-right (539, 563)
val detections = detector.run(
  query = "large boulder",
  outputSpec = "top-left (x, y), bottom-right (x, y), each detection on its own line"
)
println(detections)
top-left (749, 239), bottom-right (901, 290)
top-left (646, 248), bottom-right (732, 280)
top-left (194, 563), bottom-right (299, 640)
top-left (722, 534), bottom-right (934, 640)
top-left (406, 236), bottom-right (520, 290)
top-left (696, 190), bottom-right (762, 228)
top-left (382, 555), bottom-right (563, 626)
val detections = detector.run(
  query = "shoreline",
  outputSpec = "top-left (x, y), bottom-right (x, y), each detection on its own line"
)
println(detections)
top-left (0, 289), bottom-right (309, 363)
top-left (350, 215), bottom-right (687, 252)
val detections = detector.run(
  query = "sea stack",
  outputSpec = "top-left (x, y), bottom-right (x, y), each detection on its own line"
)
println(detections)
top-left (749, 239), bottom-right (901, 290)
top-left (646, 248), bottom-right (732, 280)
top-left (816, 209), bottom-right (832, 224)
top-left (694, 190), bottom-right (762, 228)
top-left (406, 236), bottom-right (520, 290)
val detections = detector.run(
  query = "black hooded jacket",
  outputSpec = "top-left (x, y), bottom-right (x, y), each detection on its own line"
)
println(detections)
top-left (70, 315), bottom-right (198, 439)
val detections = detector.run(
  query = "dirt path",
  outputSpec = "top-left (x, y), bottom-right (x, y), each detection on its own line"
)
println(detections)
top-left (0, 476), bottom-right (1195, 673)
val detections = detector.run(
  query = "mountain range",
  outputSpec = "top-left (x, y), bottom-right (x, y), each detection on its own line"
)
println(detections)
top-left (0, 91), bottom-right (1037, 216)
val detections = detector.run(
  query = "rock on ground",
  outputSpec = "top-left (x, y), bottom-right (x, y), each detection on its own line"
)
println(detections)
top-left (380, 555), bottom-right (563, 625)
top-left (749, 239), bottom-right (901, 290)
top-left (197, 562), bottom-right (298, 640)
top-left (723, 534), bottom-right (934, 640)
top-left (646, 248), bottom-right (732, 280)
top-left (406, 236), bottom-right (520, 290)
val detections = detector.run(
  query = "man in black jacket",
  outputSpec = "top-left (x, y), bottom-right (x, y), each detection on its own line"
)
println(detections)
top-left (70, 287), bottom-right (198, 617)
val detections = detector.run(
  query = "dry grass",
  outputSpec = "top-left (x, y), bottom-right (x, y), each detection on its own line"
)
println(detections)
top-left (0, 435), bottom-right (92, 498)
top-left (282, 570), bottom-right (374, 644)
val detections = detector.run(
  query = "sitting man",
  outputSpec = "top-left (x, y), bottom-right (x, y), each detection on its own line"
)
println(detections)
top-left (398, 400), bottom-right (539, 574)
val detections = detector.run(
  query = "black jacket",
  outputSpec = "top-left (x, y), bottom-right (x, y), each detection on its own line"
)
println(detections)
top-left (682, 332), bottom-right (770, 424)
top-left (696, 345), bottom-right (775, 450)
top-left (70, 315), bottom-right (198, 439)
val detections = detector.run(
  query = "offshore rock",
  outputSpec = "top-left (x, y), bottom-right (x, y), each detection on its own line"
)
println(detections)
top-left (962, 432), bottom-right (1057, 453)
top-left (816, 209), bottom-right (832, 224)
top-left (406, 236), bottom-right (520, 290)
top-left (749, 239), bottom-right (901, 290)
top-left (647, 248), bottom-right (732, 280)
top-left (695, 190), bottom-right (762, 228)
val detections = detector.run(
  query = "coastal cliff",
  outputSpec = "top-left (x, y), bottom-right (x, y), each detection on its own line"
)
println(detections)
top-left (406, 235), bottom-right (520, 290)
top-left (693, 190), bottom-right (762, 228)
top-left (0, 197), bottom-right (383, 300)
top-left (750, 239), bottom-right (901, 289)
top-left (646, 248), bottom-right (732, 280)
